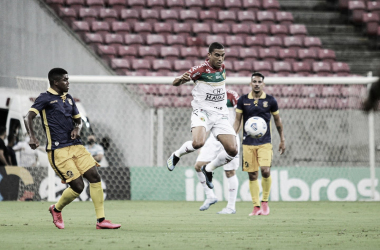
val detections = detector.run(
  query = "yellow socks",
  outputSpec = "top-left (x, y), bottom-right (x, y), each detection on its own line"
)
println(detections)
top-left (261, 176), bottom-right (272, 202)
top-left (90, 182), bottom-right (105, 219)
top-left (55, 187), bottom-right (80, 211)
top-left (249, 180), bottom-right (260, 207)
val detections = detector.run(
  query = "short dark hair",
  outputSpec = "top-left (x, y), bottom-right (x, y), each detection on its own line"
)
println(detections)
top-left (48, 68), bottom-right (68, 85)
top-left (208, 42), bottom-right (224, 53)
top-left (251, 72), bottom-right (265, 81)
top-left (0, 126), bottom-right (6, 136)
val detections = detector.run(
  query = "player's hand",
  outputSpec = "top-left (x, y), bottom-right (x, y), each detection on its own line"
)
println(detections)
top-left (29, 137), bottom-right (40, 150)
top-left (180, 72), bottom-right (191, 82)
top-left (279, 141), bottom-right (285, 155)
top-left (71, 128), bottom-right (80, 139)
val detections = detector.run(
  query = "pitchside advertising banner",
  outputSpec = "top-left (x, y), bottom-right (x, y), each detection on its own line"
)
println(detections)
top-left (0, 166), bottom-right (379, 201)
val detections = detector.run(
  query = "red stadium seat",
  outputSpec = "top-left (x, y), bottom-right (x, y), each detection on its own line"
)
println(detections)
top-left (253, 61), bottom-right (272, 75)
top-left (297, 98), bottom-right (317, 109)
top-left (78, 8), bottom-right (97, 23)
top-left (128, 0), bottom-right (146, 11)
top-left (174, 60), bottom-right (193, 72)
top-left (173, 23), bottom-right (192, 36)
top-left (237, 11), bottom-right (256, 24)
top-left (276, 97), bottom-right (297, 109)
top-left (212, 23), bottom-right (231, 37)
top-left (304, 37), bottom-right (322, 51)
top-left (180, 47), bottom-right (199, 61)
top-left (233, 61), bottom-right (253, 76)
top-left (166, 35), bottom-right (186, 48)
top-left (178, 84), bottom-right (194, 96)
top-left (205, 0), bottom-right (224, 12)
top-left (180, 10), bottom-right (199, 24)
top-left (111, 58), bottom-right (130, 75)
top-left (107, 0), bottom-right (126, 15)
top-left (160, 9), bottom-right (179, 24)
top-left (160, 47), bottom-right (180, 62)
top-left (145, 72), bottom-right (165, 76)
top-left (131, 59), bottom-right (151, 75)
top-left (66, 0), bottom-right (85, 13)
top-left (200, 11), bottom-right (218, 24)
top-left (124, 34), bottom-right (144, 48)
top-left (206, 35), bottom-right (225, 45)
top-left (85, 0), bottom-right (104, 12)
top-left (282, 84), bottom-right (302, 96)
top-left (257, 11), bottom-right (276, 25)
top-left (193, 60), bottom-right (205, 66)
top-left (270, 24), bottom-right (289, 39)
top-left (218, 11), bottom-right (237, 25)
top-left (231, 24), bottom-right (251, 38)
top-left (273, 61), bottom-right (292, 75)
top-left (224, 48), bottom-right (240, 61)
top-left (264, 85), bottom-right (282, 97)
top-left (172, 96), bottom-right (192, 107)
top-left (312, 62), bottom-right (332, 76)
top-left (262, 0), bottom-right (280, 12)
top-left (104, 33), bottom-right (124, 51)
top-left (239, 48), bottom-right (258, 61)
top-left (147, 0), bottom-right (166, 10)
top-left (84, 33), bottom-right (103, 51)
top-left (348, 1), bottom-right (366, 24)
top-left (224, 61), bottom-right (234, 72)
top-left (152, 96), bottom-right (172, 107)
top-left (99, 8), bottom-right (118, 25)
top-left (224, 0), bottom-right (243, 13)
top-left (321, 85), bottom-right (341, 97)
top-left (120, 9), bottom-right (139, 25)
top-left (367, 1), bottom-right (380, 15)
top-left (97, 45), bottom-right (116, 64)
top-left (264, 36), bottom-right (283, 50)
top-left (157, 83), bottom-right (178, 95)
top-left (278, 48), bottom-right (298, 63)
top-left (111, 22), bottom-right (130, 36)
top-left (276, 11), bottom-right (294, 25)
top-left (146, 34), bottom-right (166, 48)
top-left (259, 48), bottom-right (278, 62)
top-left (118, 46), bottom-right (138, 60)
top-left (318, 49), bottom-right (336, 63)
top-left (133, 22), bottom-right (153, 40)
top-left (192, 23), bottom-right (211, 41)
top-left (298, 49), bottom-right (318, 65)
top-left (166, 0), bottom-right (185, 10)
top-left (341, 85), bottom-right (366, 97)
top-left (153, 60), bottom-right (172, 75)
top-left (199, 47), bottom-right (209, 59)
top-left (241, 85), bottom-right (252, 94)
top-left (363, 13), bottom-right (380, 36)
top-left (154, 23), bottom-right (172, 37)
top-left (242, 0), bottom-right (261, 12)
top-left (139, 46), bottom-right (158, 61)
top-left (246, 36), bottom-right (265, 49)
top-left (301, 85), bottom-right (322, 97)
top-left (332, 62), bottom-right (350, 76)
top-left (225, 36), bottom-right (245, 48)
top-left (72, 21), bottom-right (90, 39)
top-left (141, 9), bottom-right (160, 24)
top-left (137, 84), bottom-right (158, 95)
top-left (251, 24), bottom-right (270, 37)
top-left (292, 62), bottom-right (311, 75)
top-left (185, 0), bottom-right (204, 11)
top-left (59, 8), bottom-right (77, 24)
top-left (187, 37), bottom-right (206, 47)
top-left (166, 72), bottom-right (181, 77)
top-left (91, 21), bottom-right (110, 38)
top-left (316, 98), bottom-right (337, 109)
top-left (289, 24), bottom-right (308, 38)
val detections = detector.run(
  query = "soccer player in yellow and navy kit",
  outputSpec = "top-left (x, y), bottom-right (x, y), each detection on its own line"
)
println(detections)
top-left (233, 72), bottom-right (285, 216)
top-left (24, 68), bottom-right (120, 229)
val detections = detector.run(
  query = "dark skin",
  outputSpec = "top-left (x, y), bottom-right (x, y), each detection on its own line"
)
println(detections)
top-left (24, 74), bottom-right (100, 194)
top-left (363, 76), bottom-right (380, 112)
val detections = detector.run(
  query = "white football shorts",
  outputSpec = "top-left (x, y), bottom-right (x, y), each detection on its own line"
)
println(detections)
top-left (190, 109), bottom-right (236, 137)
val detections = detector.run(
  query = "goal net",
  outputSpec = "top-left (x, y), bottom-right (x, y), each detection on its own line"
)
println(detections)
top-left (13, 75), bottom-right (380, 202)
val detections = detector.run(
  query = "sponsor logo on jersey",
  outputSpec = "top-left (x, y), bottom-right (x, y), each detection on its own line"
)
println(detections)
top-left (200, 117), bottom-right (205, 122)
top-left (244, 103), bottom-right (251, 105)
top-left (50, 100), bottom-right (58, 104)
top-left (68, 98), bottom-right (73, 105)
top-left (205, 93), bottom-right (225, 102)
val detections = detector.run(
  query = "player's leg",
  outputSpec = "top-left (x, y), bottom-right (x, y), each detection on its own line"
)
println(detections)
top-left (257, 143), bottom-right (273, 216)
top-left (195, 161), bottom-right (218, 211)
top-left (248, 171), bottom-right (262, 216)
top-left (217, 169), bottom-right (238, 214)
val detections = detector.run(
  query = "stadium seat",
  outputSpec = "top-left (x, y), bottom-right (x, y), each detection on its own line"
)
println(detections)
top-left (237, 11), bottom-right (256, 24)
top-left (66, 0), bottom-right (85, 14)
top-left (128, 0), bottom-right (146, 11)
top-left (147, 0), bottom-right (166, 10)
top-left (172, 96), bottom-right (192, 107)
top-left (225, 36), bottom-right (245, 48)
top-left (296, 98), bottom-right (317, 109)
top-left (332, 62), bottom-right (350, 76)
top-left (72, 21), bottom-right (90, 39)
top-left (241, 85), bottom-right (252, 94)
top-left (154, 23), bottom-right (172, 37)
top-left (118, 46), bottom-right (138, 60)
top-left (367, 1), bottom-right (380, 15)
top-left (239, 48), bottom-right (258, 61)
top-left (231, 24), bottom-right (251, 38)
top-left (174, 60), bottom-right (192, 72)
top-left (224, 0), bottom-right (243, 13)
top-left (273, 61), bottom-right (292, 75)
top-left (85, 0), bottom-right (104, 12)
top-left (218, 11), bottom-right (237, 25)
top-left (301, 85), bottom-right (322, 97)
top-left (276, 11), bottom-right (294, 25)
top-left (180, 47), bottom-right (199, 61)
top-left (316, 98), bottom-right (338, 109)
top-left (264, 85), bottom-right (282, 97)
top-left (257, 11), bottom-right (276, 25)
top-left (141, 9), bottom-right (160, 24)
top-left (160, 9), bottom-right (179, 24)
top-left (97, 45), bottom-right (117, 64)
top-left (99, 8), bottom-right (118, 25)
top-left (246, 36), bottom-right (265, 49)
top-left (84, 33), bottom-right (103, 51)
top-left (180, 10), bottom-right (199, 24)
top-left (185, 0), bottom-right (203, 11)
top-left (199, 47), bottom-right (209, 59)
top-left (104, 33), bottom-right (124, 51)
top-left (58, 8), bottom-right (77, 24)
top-left (298, 49), bottom-right (318, 65)
top-left (270, 24), bottom-right (289, 39)
top-left (212, 23), bottom-right (231, 37)
top-left (304, 37), bottom-right (322, 51)
top-left (157, 83), bottom-right (178, 95)
top-left (341, 85), bottom-right (366, 97)
top-left (110, 22), bottom-right (130, 36)
top-left (200, 11), bottom-right (218, 24)
top-left (146, 34), bottom-right (166, 49)
top-left (253, 61), bottom-right (272, 75)
top-left (262, 0), bottom-right (281, 12)
top-left (283, 36), bottom-right (303, 50)
top-left (166, 35), bottom-right (186, 48)
top-left (206, 35), bottom-right (225, 45)
top-left (348, 0), bottom-right (366, 24)
top-left (321, 85), bottom-right (341, 97)
top-left (251, 24), bottom-right (270, 37)
top-left (312, 62), bottom-right (332, 76)
top-left (166, 0), bottom-right (185, 10)
top-left (173, 23), bottom-right (192, 36)
top-left (111, 58), bottom-right (130, 75)
top-left (282, 84), bottom-right (302, 96)
top-left (223, 61), bottom-right (234, 72)
top-left (264, 36), bottom-right (283, 50)
top-left (193, 60), bottom-right (205, 66)
top-left (166, 72), bottom-right (181, 77)
top-left (133, 22), bottom-right (153, 40)
top-left (292, 62), bottom-right (311, 76)
top-left (276, 97), bottom-right (297, 109)
top-left (278, 48), bottom-right (298, 63)
top-left (186, 37), bottom-right (206, 47)
top-left (107, 0), bottom-right (126, 15)
top-left (224, 48), bottom-right (239, 61)
top-left (259, 48), bottom-right (278, 62)
top-left (120, 9), bottom-right (139, 25)
top-left (318, 49), bottom-right (336, 63)
top-left (153, 60), bottom-right (172, 75)
top-left (242, 0), bottom-right (261, 12)
top-left (362, 13), bottom-right (380, 36)
top-left (192, 23), bottom-right (211, 41)
top-left (145, 72), bottom-right (165, 77)
top-left (137, 84), bottom-right (158, 95)
top-left (78, 8), bottom-right (97, 23)
top-left (177, 84), bottom-right (194, 96)
top-left (289, 24), bottom-right (308, 38)
top-left (205, 0), bottom-right (224, 12)
top-left (131, 59), bottom-right (151, 75)
top-left (124, 34), bottom-right (144, 48)
top-left (233, 61), bottom-right (253, 76)
top-left (46, 0), bottom-right (64, 12)
top-left (91, 21), bottom-right (110, 38)
top-left (139, 46), bottom-right (158, 61)
top-left (152, 96), bottom-right (172, 107)
top-left (160, 46), bottom-right (180, 62)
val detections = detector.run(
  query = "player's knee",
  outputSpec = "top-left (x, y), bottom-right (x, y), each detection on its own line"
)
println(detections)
top-left (71, 181), bottom-right (84, 194)
top-left (194, 163), bottom-right (202, 172)
top-left (226, 146), bottom-right (238, 157)
top-left (248, 172), bottom-right (258, 181)
top-left (192, 141), bottom-right (204, 149)
top-left (261, 167), bottom-right (271, 178)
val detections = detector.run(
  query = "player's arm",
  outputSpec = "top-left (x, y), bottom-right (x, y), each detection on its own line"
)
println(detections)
top-left (172, 72), bottom-right (191, 86)
top-left (233, 112), bottom-right (243, 134)
top-left (0, 149), bottom-right (9, 166)
top-left (71, 118), bottom-right (82, 140)
top-left (273, 113), bottom-right (285, 155)
top-left (24, 111), bottom-right (39, 150)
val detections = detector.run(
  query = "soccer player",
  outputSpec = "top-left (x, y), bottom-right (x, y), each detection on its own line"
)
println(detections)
top-left (166, 42), bottom-right (238, 190)
top-left (195, 89), bottom-right (240, 214)
top-left (24, 68), bottom-right (120, 229)
top-left (363, 75), bottom-right (380, 112)
top-left (233, 72), bottom-right (285, 216)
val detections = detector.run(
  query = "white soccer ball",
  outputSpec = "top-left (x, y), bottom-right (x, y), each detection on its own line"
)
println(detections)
top-left (244, 116), bottom-right (267, 139)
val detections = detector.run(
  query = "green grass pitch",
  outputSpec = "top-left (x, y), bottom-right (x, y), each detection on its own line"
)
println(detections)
top-left (0, 201), bottom-right (379, 250)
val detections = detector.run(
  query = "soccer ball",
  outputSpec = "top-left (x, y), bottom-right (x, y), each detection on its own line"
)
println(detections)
top-left (244, 116), bottom-right (267, 139)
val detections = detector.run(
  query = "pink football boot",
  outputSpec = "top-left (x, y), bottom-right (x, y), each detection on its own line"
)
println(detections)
top-left (49, 205), bottom-right (64, 229)
top-left (261, 201), bottom-right (270, 215)
top-left (96, 220), bottom-right (121, 229)
top-left (248, 206), bottom-right (262, 216)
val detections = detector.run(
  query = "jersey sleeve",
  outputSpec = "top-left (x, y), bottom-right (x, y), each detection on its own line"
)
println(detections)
top-left (70, 96), bottom-right (81, 119)
top-left (236, 95), bottom-right (244, 114)
top-left (226, 89), bottom-right (240, 108)
top-left (188, 64), bottom-right (203, 82)
top-left (29, 93), bottom-right (49, 115)
top-left (270, 97), bottom-right (279, 115)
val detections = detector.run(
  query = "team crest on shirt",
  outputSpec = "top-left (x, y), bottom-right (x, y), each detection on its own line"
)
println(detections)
top-left (263, 101), bottom-right (268, 107)
top-left (66, 171), bottom-right (74, 178)
top-left (68, 98), bottom-right (73, 105)
top-left (55, 141), bottom-right (59, 146)
top-left (200, 117), bottom-right (205, 122)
